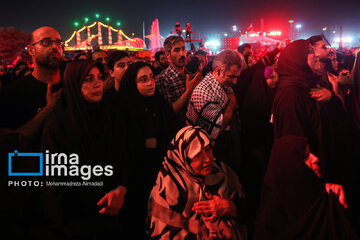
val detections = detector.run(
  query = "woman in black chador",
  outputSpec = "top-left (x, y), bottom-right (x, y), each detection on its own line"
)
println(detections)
top-left (118, 61), bottom-right (176, 236)
top-left (41, 60), bottom-right (130, 239)
top-left (272, 39), bottom-right (350, 184)
top-left (254, 135), bottom-right (359, 239)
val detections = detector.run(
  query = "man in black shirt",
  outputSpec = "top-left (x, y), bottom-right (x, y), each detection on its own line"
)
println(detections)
top-left (103, 50), bottom-right (131, 105)
top-left (0, 26), bottom-right (62, 140)
top-left (0, 26), bottom-right (64, 239)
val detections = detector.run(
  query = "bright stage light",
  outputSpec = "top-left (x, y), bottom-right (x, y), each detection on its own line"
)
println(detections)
top-left (205, 40), bottom-right (220, 49)
top-left (295, 24), bottom-right (302, 29)
top-left (335, 37), bottom-right (353, 43)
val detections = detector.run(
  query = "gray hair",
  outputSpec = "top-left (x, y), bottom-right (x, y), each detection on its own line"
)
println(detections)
top-left (212, 49), bottom-right (243, 71)
top-left (164, 36), bottom-right (185, 53)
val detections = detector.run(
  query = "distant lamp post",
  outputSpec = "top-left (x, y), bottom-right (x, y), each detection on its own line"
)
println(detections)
top-left (289, 20), bottom-right (294, 40)
top-left (232, 25), bottom-right (238, 32)
top-left (295, 24), bottom-right (302, 39)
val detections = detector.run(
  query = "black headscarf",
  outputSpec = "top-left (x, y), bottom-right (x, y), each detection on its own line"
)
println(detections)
top-left (254, 136), bottom-right (359, 240)
top-left (118, 61), bottom-right (176, 237)
top-left (41, 60), bottom-right (129, 223)
top-left (277, 40), bottom-right (318, 90)
top-left (264, 136), bottom-right (323, 218)
top-left (272, 40), bottom-right (321, 157)
top-left (42, 60), bottom-right (110, 160)
top-left (118, 61), bottom-right (176, 153)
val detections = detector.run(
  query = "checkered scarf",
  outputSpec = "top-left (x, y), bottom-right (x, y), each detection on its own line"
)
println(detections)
top-left (186, 73), bottom-right (229, 139)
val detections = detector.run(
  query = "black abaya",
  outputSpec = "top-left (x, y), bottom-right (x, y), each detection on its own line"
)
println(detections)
top-left (254, 136), bottom-right (359, 240)
top-left (40, 60), bottom-right (130, 239)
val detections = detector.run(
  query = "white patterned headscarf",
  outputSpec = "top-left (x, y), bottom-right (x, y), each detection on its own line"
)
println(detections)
top-left (147, 126), bottom-right (246, 239)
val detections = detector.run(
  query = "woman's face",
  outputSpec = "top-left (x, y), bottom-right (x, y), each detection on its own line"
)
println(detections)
top-left (190, 145), bottom-right (215, 176)
top-left (81, 66), bottom-right (103, 102)
top-left (266, 71), bottom-right (278, 89)
top-left (330, 55), bottom-right (338, 71)
top-left (304, 144), bottom-right (321, 178)
top-left (136, 66), bottom-right (156, 97)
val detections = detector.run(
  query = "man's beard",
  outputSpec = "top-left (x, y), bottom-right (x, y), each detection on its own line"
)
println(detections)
top-left (36, 54), bottom-right (61, 70)
top-left (173, 56), bottom-right (186, 68)
top-left (161, 62), bottom-right (169, 68)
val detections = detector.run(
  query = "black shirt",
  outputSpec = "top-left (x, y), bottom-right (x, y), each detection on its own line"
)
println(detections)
top-left (0, 74), bottom-right (47, 129)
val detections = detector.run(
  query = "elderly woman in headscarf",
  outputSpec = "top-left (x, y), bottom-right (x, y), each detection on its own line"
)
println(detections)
top-left (147, 126), bottom-right (247, 239)
top-left (41, 60), bottom-right (130, 239)
top-left (254, 135), bottom-right (359, 239)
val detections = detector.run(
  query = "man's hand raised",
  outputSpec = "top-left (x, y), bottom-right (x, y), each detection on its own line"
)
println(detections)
top-left (186, 72), bottom-right (202, 94)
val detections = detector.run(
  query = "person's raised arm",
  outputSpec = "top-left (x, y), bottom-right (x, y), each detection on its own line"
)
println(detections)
top-left (172, 72), bottom-right (201, 114)
top-left (218, 90), bottom-right (237, 136)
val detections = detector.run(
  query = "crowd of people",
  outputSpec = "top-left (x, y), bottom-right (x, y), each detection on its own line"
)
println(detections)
top-left (1, 25), bottom-right (360, 239)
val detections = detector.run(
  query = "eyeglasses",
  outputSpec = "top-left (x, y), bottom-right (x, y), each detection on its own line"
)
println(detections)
top-left (321, 45), bottom-right (331, 50)
top-left (31, 38), bottom-right (64, 48)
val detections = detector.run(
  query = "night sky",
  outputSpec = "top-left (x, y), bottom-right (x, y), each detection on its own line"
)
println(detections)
top-left (2, 0), bottom-right (360, 42)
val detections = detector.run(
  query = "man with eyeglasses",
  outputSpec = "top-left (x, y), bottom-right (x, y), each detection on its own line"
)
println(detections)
top-left (0, 26), bottom-right (63, 239)
top-left (307, 35), bottom-right (331, 61)
top-left (0, 26), bottom-right (63, 141)
top-left (307, 35), bottom-right (351, 189)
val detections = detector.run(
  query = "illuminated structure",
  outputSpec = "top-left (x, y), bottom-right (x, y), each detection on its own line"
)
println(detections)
top-left (144, 19), bottom-right (165, 52)
top-left (64, 21), bottom-right (145, 52)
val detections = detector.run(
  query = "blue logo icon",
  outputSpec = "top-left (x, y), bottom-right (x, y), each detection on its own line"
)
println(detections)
top-left (8, 150), bottom-right (43, 176)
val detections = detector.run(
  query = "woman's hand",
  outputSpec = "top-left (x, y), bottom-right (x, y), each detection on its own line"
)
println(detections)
top-left (192, 192), bottom-right (236, 221)
top-left (310, 85), bottom-right (333, 102)
top-left (97, 185), bottom-right (127, 216)
top-left (325, 183), bottom-right (348, 209)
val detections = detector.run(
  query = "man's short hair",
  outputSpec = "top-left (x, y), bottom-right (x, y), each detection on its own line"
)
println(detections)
top-left (91, 49), bottom-right (108, 59)
top-left (164, 36), bottom-right (184, 53)
top-left (237, 43), bottom-right (251, 54)
top-left (154, 50), bottom-right (165, 62)
top-left (307, 35), bottom-right (324, 46)
top-left (107, 51), bottom-right (129, 70)
top-left (194, 50), bottom-right (207, 57)
top-left (213, 49), bottom-right (243, 71)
